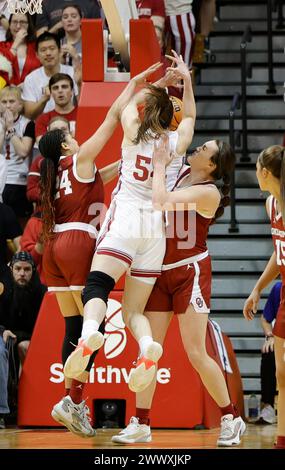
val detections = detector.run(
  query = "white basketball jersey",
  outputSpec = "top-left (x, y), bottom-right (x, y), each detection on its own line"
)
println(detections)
top-left (113, 131), bottom-right (183, 208)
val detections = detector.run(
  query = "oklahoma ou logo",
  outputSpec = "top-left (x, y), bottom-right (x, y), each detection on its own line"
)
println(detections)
top-left (104, 299), bottom-right (127, 359)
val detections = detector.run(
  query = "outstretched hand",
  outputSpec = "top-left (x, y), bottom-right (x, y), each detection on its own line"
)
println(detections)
top-left (165, 50), bottom-right (190, 81)
top-left (132, 62), bottom-right (163, 85)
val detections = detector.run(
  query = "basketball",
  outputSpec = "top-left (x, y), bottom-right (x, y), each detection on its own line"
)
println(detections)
top-left (169, 96), bottom-right (183, 131)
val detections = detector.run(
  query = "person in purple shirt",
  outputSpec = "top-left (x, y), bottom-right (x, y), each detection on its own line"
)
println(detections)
top-left (258, 281), bottom-right (281, 424)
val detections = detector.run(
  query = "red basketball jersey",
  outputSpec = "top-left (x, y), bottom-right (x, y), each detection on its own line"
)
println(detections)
top-left (163, 168), bottom-right (213, 265)
top-left (54, 154), bottom-right (104, 226)
top-left (270, 196), bottom-right (285, 281)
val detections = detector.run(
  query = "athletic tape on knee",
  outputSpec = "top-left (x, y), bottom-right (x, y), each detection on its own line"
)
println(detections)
top-left (82, 271), bottom-right (115, 306)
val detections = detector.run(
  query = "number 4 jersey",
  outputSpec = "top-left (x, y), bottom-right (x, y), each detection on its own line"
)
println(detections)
top-left (54, 154), bottom-right (104, 227)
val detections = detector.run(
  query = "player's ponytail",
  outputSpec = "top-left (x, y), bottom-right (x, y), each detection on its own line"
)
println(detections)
top-left (209, 140), bottom-right (235, 224)
top-left (39, 129), bottom-right (66, 240)
top-left (134, 85), bottom-right (173, 144)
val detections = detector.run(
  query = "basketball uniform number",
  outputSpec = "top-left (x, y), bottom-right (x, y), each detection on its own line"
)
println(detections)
top-left (55, 169), bottom-right (72, 199)
top-left (133, 155), bottom-right (153, 181)
top-left (275, 239), bottom-right (285, 265)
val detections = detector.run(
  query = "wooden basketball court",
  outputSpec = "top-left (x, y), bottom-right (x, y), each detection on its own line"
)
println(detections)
top-left (0, 423), bottom-right (276, 449)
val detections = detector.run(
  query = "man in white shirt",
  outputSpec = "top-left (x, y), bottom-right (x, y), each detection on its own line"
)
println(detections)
top-left (22, 32), bottom-right (79, 120)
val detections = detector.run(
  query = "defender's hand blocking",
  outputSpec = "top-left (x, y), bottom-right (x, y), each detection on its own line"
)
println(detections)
top-left (132, 62), bottom-right (163, 85)
top-left (153, 134), bottom-right (171, 168)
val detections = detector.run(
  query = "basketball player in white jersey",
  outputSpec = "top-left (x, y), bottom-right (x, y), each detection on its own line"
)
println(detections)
top-left (63, 51), bottom-right (196, 394)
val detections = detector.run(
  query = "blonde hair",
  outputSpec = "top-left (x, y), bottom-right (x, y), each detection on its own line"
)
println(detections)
top-left (0, 85), bottom-right (24, 113)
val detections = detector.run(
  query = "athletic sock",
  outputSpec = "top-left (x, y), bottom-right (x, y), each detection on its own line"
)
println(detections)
top-left (69, 379), bottom-right (85, 404)
top-left (275, 436), bottom-right (285, 448)
top-left (136, 407), bottom-right (150, 426)
top-left (81, 319), bottom-right (99, 340)
top-left (220, 403), bottom-right (239, 418)
top-left (138, 336), bottom-right (153, 356)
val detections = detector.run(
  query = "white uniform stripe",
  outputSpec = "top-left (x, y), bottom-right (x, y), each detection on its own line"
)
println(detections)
top-left (170, 15), bottom-right (181, 55)
top-left (190, 261), bottom-right (210, 313)
top-left (48, 286), bottom-right (84, 292)
top-left (181, 14), bottom-right (191, 66)
top-left (162, 250), bottom-right (208, 271)
top-left (53, 222), bottom-right (97, 236)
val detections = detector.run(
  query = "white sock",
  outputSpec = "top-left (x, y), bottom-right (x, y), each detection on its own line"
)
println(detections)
top-left (139, 335), bottom-right (153, 356)
top-left (81, 319), bottom-right (100, 340)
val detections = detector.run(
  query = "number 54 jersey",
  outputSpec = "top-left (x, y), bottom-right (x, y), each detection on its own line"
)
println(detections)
top-left (95, 132), bottom-right (184, 282)
top-left (113, 131), bottom-right (183, 208)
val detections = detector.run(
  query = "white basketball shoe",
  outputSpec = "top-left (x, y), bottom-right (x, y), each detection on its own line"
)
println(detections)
top-left (64, 331), bottom-right (104, 379)
top-left (112, 417), bottom-right (151, 444)
top-left (128, 342), bottom-right (163, 393)
top-left (217, 414), bottom-right (246, 446)
top-left (51, 396), bottom-right (95, 437)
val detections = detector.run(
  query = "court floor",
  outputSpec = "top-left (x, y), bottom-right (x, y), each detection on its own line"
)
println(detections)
top-left (0, 423), bottom-right (277, 449)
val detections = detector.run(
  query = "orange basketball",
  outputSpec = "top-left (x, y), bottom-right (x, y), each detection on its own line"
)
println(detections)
top-left (169, 96), bottom-right (183, 131)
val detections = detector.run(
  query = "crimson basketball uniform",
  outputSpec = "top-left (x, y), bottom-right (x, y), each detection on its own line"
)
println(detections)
top-left (146, 167), bottom-right (214, 313)
top-left (43, 154), bottom-right (104, 291)
top-left (96, 131), bottom-right (184, 283)
top-left (269, 196), bottom-right (285, 338)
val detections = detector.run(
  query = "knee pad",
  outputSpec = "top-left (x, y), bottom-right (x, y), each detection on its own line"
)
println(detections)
top-left (82, 271), bottom-right (115, 306)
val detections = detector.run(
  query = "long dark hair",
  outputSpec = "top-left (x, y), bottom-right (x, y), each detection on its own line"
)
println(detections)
top-left (134, 85), bottom-right (173, 144)
top-left (6, 13), bottom-right (36, 42)
top-left (258, 145), bottom-right (285, 222)
top-left (209, 140), bottom-right (236, 223)
top-left (38, 129), bottom-right (67, 240)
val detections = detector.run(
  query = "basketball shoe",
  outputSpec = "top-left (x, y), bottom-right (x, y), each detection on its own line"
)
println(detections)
top-left (112, 417), bottom-right (151, 444)
top-left (128, 342), bottom-right (163, 393)
top-left (63, 331), bottom-right (104, 378)
top-left (258, 404), bottom-right (276, 424)
top-left (217, 414), bottom-right (246, 446)
top-left (51, 396), bottom-right (95, 437)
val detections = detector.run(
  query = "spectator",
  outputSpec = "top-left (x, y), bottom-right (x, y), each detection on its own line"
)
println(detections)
top-left (192, 0), bottom-right (216, 61)
top-left (197, 0), bottom-right (216, 38)
top-left (35, 0), bottom-right (101, 37)
top-left (0, 1), bottom-right (9, 42)
top-left (258, 281), bottom-right (280, 424)
top-left (0, 251), bottom-right (47, 428)
top-left (35, 72), bottom-right (77, 144)
top-left (27, 115), bottom-right (71, 209)
top-left (0, 151), bottom-right (7, 201)
top-left (0, 12), bottom-right (41, 87)
top-left (20, 212), bottom-right (45, 284)
top-left (0, 102), bottom-right (7, 199)
top-left (164, 1), bottom-right (196, 68)
top-left (0, 200), bottom-right (22, 286)
top-left (0, 45), bottom-right (12, 87)
top-left (60, 4), bottom-right (82, 66)
top-left (21, 32), bottom-right (79, 120)
top-left (136, 0), bottom-right (165, 48)
top-left (0, 85), bottom-right (35, 227)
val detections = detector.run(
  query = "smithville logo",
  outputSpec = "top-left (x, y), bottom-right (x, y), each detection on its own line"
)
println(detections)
top-left (49, 299), bottom-right (171, 384)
